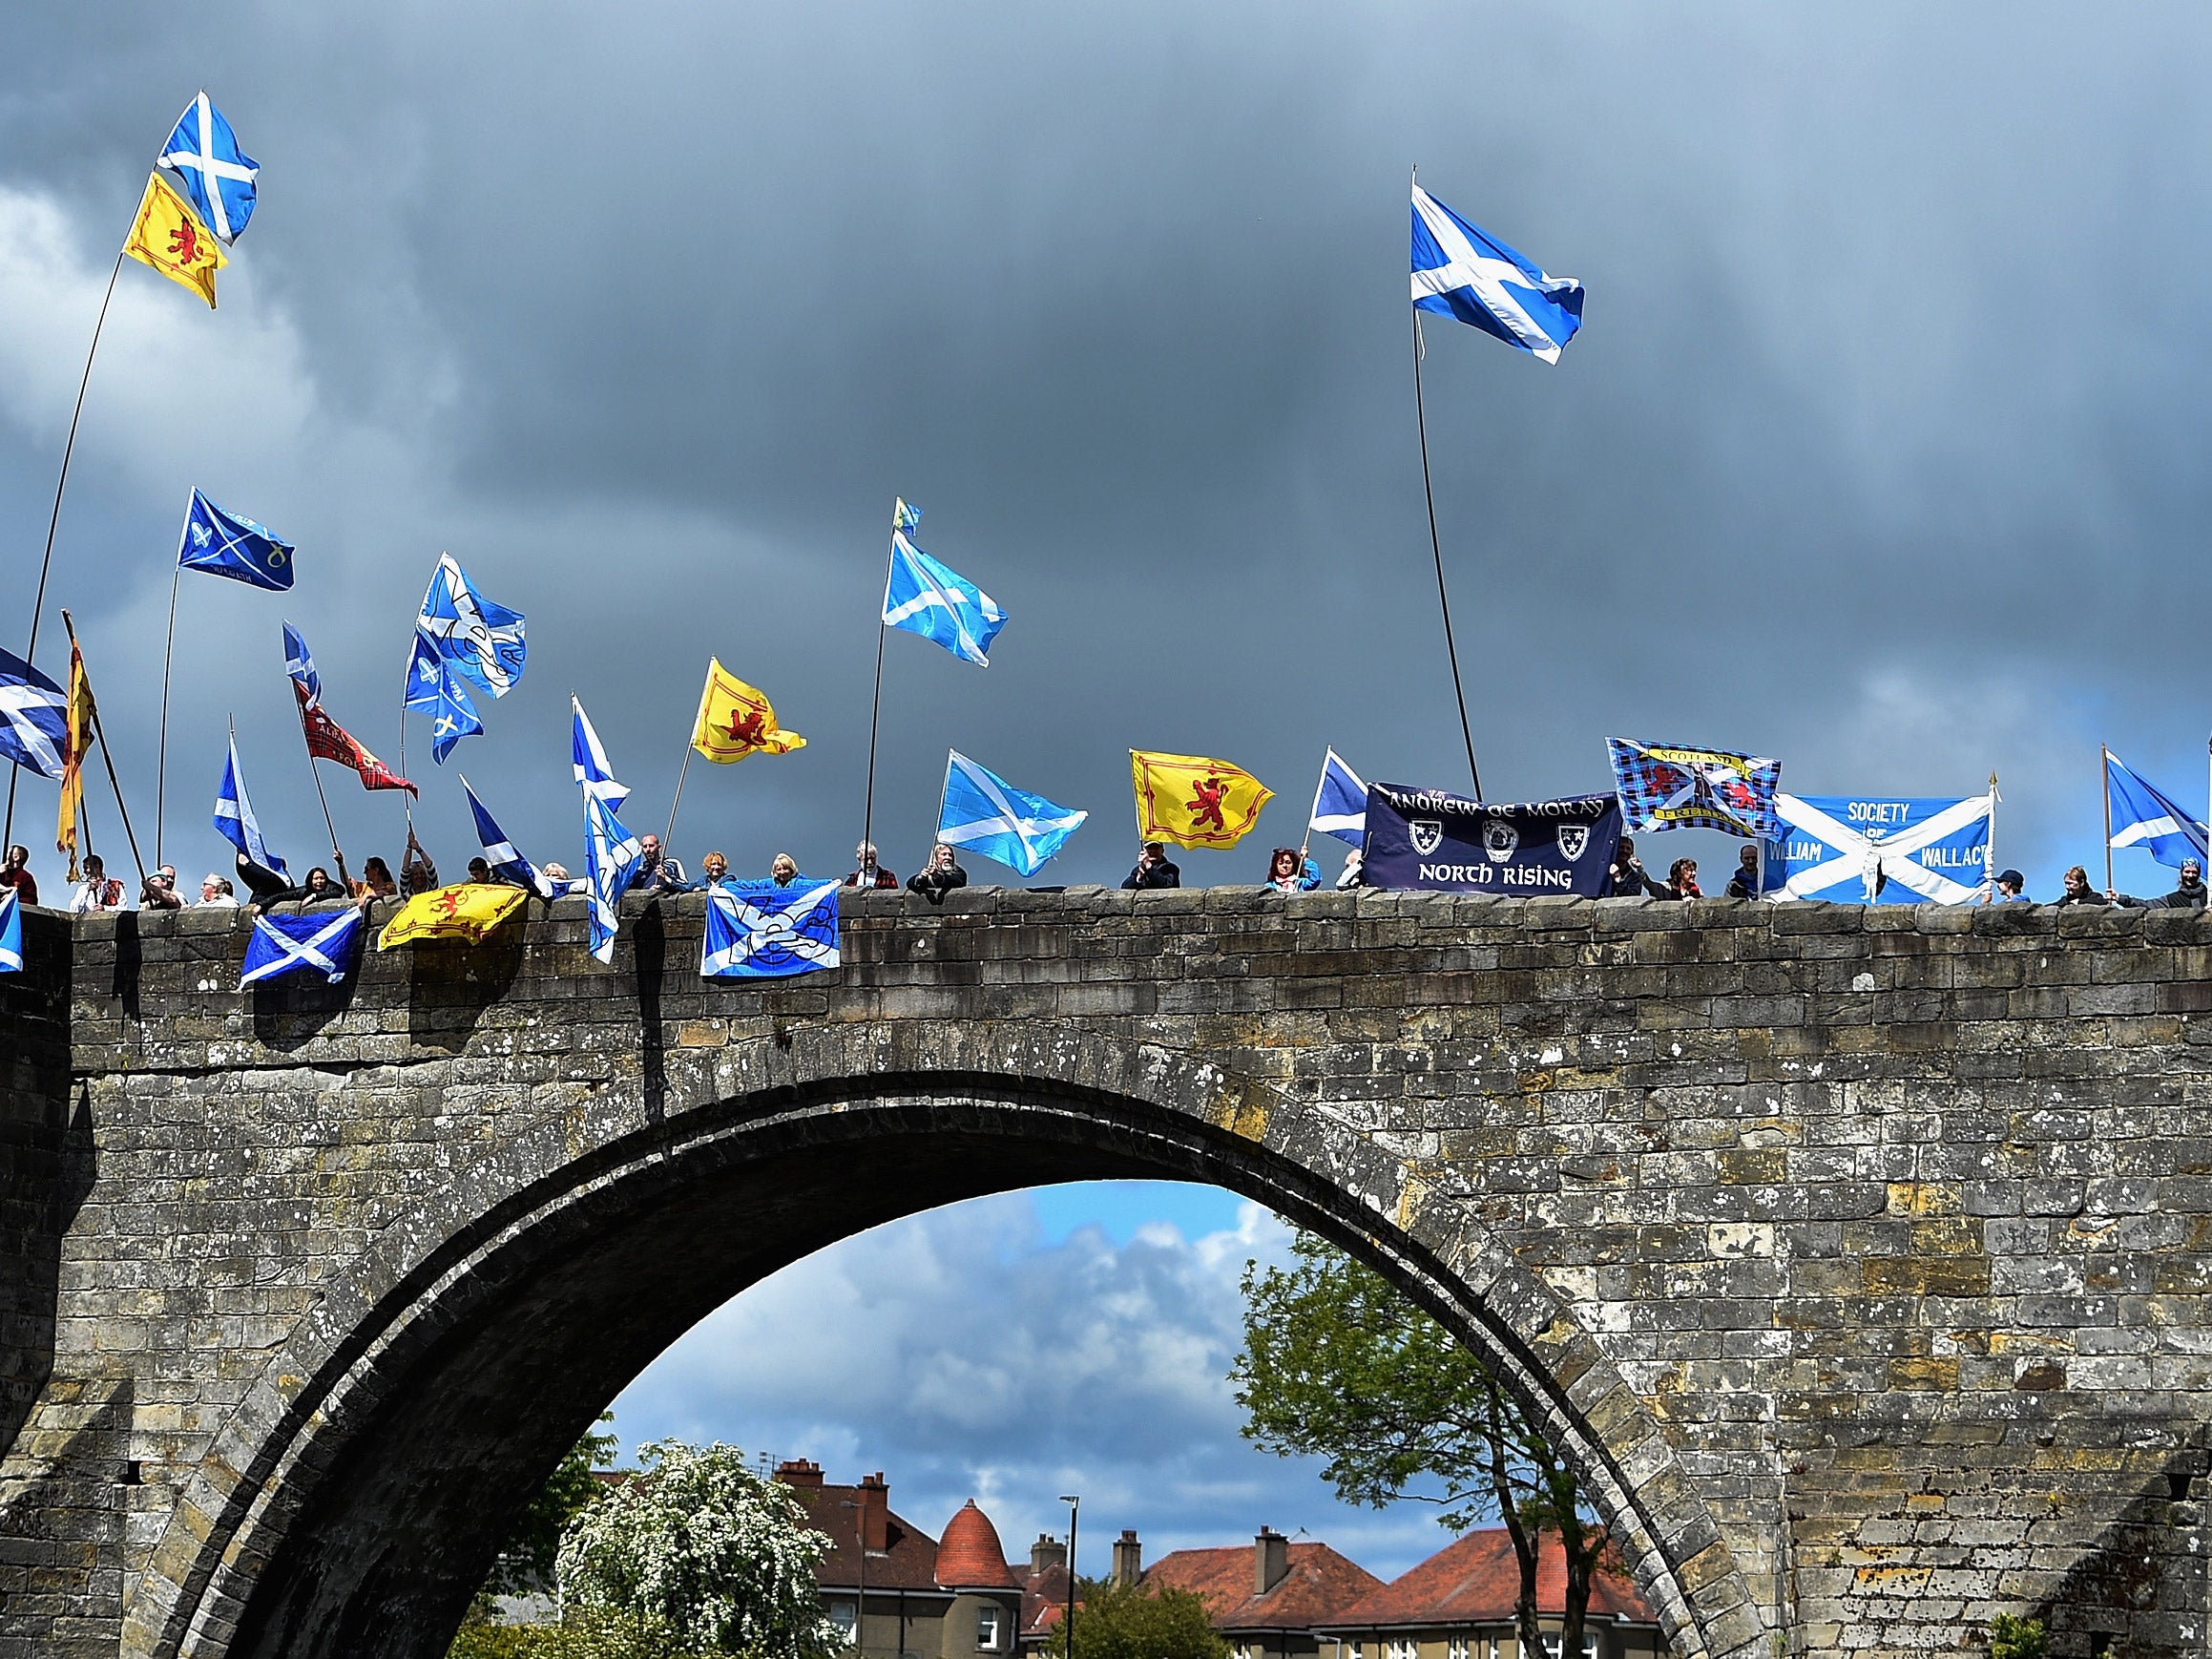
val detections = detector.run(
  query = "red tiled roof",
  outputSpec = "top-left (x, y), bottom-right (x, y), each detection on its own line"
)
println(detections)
top-left (1144, 1543), bottom-right (1383, 1632)
top-left (1319, 1530), bottom-right (1655, 1628)
top-left (938, 1500), bottom-right (1015, 1589)
top-left (1015, 1561), bottom-right (1076, 1634)
top-left (786, 1481), bottom-right (945, 1593)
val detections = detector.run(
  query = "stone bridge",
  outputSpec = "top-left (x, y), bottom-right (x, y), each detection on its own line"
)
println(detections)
top-left (2, 887), bottom-right (2209, 1659)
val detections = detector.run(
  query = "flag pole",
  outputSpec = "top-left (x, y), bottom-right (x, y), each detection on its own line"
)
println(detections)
top-left (861, 524), bottom-right (895, 859)
top-left (154, 558), bottom-right (183, 868)
top-left (2101, 745), bottom-right (2114, 895)
top-left (1409, 169), bottom-right (1481, 801)
top-left (664, 747), bottom-right (694, 851)
top-left (295, 706), bottom-right (342, 868)
top-left (1298, 750), bottom-right (1329, 867)
top-left (1986, 770), bottom-right (1999, 900)
top-left (4, 244), bottom-right (129, 853)
top-left (62, 611), bottom-right (145, 887)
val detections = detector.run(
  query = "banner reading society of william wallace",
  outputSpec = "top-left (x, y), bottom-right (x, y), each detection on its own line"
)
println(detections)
top-left (1362, 785), bottom-right (1622, 895)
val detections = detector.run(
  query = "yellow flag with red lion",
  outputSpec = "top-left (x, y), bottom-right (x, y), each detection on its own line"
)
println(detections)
top-left (1129, 750), bottom-right (1273, 850)
top-left (123, 173), bottom-right (227, 307)
top-left (691, 659), bottom-right (805, 764)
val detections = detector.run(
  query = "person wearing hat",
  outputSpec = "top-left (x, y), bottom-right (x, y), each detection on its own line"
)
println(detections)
top-left (2112, 856), bottom-right (2208, 911)
top-left (1121, 841), bottom-right (1180, 890)
top-left (1984, 868), bottom-right (2028, 904)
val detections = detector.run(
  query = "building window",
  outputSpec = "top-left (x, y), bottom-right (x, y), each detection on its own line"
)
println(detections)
top-left (1388, 1640), bottom-right (1414, 1659)
top-left (1449, 1639), bottom-right (1470, 1659)
top-left (828, 1601), bottom-right (858, 1642)
top-left (1539, 1639), bottom-right (1598, 1659)
top-left (977, 1606), bottom-right (1002, 1649)
top-left (1235, 1644), bottom-right (1255, 1659)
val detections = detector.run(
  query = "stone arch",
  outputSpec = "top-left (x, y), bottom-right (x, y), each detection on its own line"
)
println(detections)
top-left (126, 1037), bottom-right (1763, 1659)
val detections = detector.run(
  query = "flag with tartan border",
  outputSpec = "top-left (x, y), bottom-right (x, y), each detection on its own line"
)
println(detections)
top-left (701, 879), bottom-right (841, 978)
top-left (1608, 737), bottom-right (1782, 839)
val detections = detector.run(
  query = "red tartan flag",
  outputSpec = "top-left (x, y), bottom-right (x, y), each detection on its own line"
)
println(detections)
top-left (293, 681), bottom-right (417, 796)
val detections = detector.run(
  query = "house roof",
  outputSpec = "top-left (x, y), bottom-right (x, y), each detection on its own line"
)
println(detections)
top-left (783, 1480), bottom-right (948, 1594)
top-left (1317, 1530), bottom-right (1656, 1629)
top-left (939, 1501), bottom-right (1016, 1590)
top-left (1144, 1543), bottom-right (1384, 1632)
top-left (1013, 1560), bottom-right (1075, 1637)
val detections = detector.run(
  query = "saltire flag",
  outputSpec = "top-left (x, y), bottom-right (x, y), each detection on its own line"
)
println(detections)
top-left (0, 648), bottom-right (68, 779)
top-left (883, 509), bottom-right (1007, 667)
top-left (55, 641), bottom-right (94, 878)
top-left (894, 496), bottom-right (922, 536)
top-left (213, 734), bottom-right (287, 879)
top-left (461, 775), bottom-right (557, 898)
top-left (1307, 748), bottom-right (1368, 846)
top-left (1411, 183), bottom-right (1584, 364)
top-left (1771, 792), bottom-right (1994, 906)
top-left (284, 623), bottom-right (415, 794)
top-left (415, 555), bottom-right (526, 698)
top-left (572, 698), bottom-right (629, 812)
top-left (1130, 750), bottom-right (1273, 850)
top-left (1608, 738), bottom-right (1783, 840)
top-left (404, 631), bottom-right (482, 765)
top-left (0, 888), bottom-right (22, 975)
top-left (240, 907), bottom-right (365, 988)
top-left (157, 92), bottom-right (259, 245)
top-left (378, 882), bottom-right (528, 950)
top-left (178, 489), bottom-right (294, 591)
top-left (936, 750), bottom-right (1087, 877)
top-left (582, 787), bottom-right (645, 965)
top-left (2105, 749), bottom-right (2208, 872)
top-left (691, 660), bottom-right (805, 764)
top-left (701, 880), bottom-right (841, 978)
top-left (123, 172), bottom-right (226, 307)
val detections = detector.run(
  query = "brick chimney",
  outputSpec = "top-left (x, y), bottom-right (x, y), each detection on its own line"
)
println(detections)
top-left (858, 1471), bottom-right (889, 1550)
top-left (777, 1459), bottom-right (824, 1488)
top-left (1254, 1528), bottom-right (1289, 1598)
top-left (1112, 1529), bottom-right (1142, 1586)
top-left (1032, 1534), bottom-right (1068, 1576)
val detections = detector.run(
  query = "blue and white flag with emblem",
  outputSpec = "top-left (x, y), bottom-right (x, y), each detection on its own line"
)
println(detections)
top-left (1307, 748), bottom-right (1368, 846)
top-left (883, 508), bottom-right (1006, 667)
top-left (2106, 749), bottom-right (2208, 872)
top-left (404, 631), bottom-right (482, 764)
top-left (582, 788), bottom-right (645, 964)
top-left (158, 92), bottom-right (259, 244)
top-left (214, 735), bottom-right (286, 878)
top-left (0, 888), bottom-right (22, 975)
top-left (701, 879), bottom-right (841, 978)
top-left (0, 648), bottom-right (68, 780)
top-left (240, 907), bottom-right (364, 988)
top-left (1772, 792), bottom-right (1993, 905)
top-left (1411, 183), bottom-right (1584, 364)
top-left (571, 697), bottom-right (629, 813)
top-left (415, 554), bottom-right (526, 699)
top-left (177, 489), bottom-right (295, 591)
top-left (461, 776), bottom-right (557, 898)
top-left (935, 750), bottom-right (1087, 877)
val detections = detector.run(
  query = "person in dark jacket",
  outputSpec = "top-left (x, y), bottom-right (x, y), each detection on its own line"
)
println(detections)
top-left (845, 841), bottom-right (898, 889)
top-left (1121, 841), bottom-right (1180, 890)
top-left (1724, 845), bottom-right (1764, 899)
top-left (1664, 857), bottom-right (1701, 899)
top-left (2113, 857), bottom-right (2208, 910)
top-left (235, 850), bottom-right (294, 907)
top-left (1607, 835), bottom-right (1667, 898)
top-left (908, 844), bottom-right (968, 904)
top-left (2055, 865), bottom-right (2107, 908)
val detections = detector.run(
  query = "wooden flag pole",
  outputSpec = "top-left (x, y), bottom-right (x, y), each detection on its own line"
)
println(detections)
top-left (62, 611), bottom-right (145, 887)
top-left (664, 746), bottom-right (694, 851)
top-left (860, 531), bottom-right (895, 865)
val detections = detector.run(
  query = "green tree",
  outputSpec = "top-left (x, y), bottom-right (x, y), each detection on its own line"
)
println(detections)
top-left (1232, 1232), bottom-right (1611, 1659)
top-left (1988, 1614), bottom-right (2048, 1659)
top-left (487, 1412), bottom-right (621, 1597)
top-left (1046, 1576), bottom-right (1229, 1659)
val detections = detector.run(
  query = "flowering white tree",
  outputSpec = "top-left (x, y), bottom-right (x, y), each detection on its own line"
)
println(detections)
top-left (554, 1440), bottom-right (842, 1659)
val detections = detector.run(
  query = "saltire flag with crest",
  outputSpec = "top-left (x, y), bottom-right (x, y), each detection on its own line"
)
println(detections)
top-left (1771, 792), bottom-right (1993, 905)
top-left (2105, 749), bottom-right (2209, 872)
top-left (1608, 738), bottom-right (1783, 840)
top-left (240, 907), bottom-right (364, 988)
top-left (415, 555), bottom-right (526, 699)
top-left (691, 660), bottom-right (805, 763)
top-left (1411, 182), bottom-right (1584, 364)
top-left (582, 787), bottom-right (646, 965)
top-left (285, 624), bottom-right (414, 794)
top-left (157, 92), bottom-right (259, 245)
top-left (0, 648), bottom-right (68, 780)
top-left (213, 733), bottom-right (286, 879)
top-left (404, 631), bottom-right (482, 765)
top-left (936, 750), bottom-right (1087, 877)
top-left (123, 172), bottom-right (226, 307)
top-left (701, 880), bottom-right (841, 979)
top-left (179, 489), bottom-right (294, 591)
top-left (883, 501), bottom-right (1007, 667)
top-left (572, 698), bottom-right (629, 812)
top-left (1130, 750), bottom-right (1273, 850)
top-left (0, 888), bottom-right (22, 975)
top-left (1308, 748), bottom-right (1368, 846)
top-left (55, 640), bottom-right (95, 877)
top-left (461, 776), bottom-right (557, 898)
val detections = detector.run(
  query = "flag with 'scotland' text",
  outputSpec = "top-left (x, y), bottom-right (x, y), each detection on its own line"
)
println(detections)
top-left (701, 880), bottom-right (841, 979)
top-left (0, 648), bottom-right (68, 780)
top-left (1608, 738), bottom-right (1782, 840)
top-left (179, 489), bottom-right (295, 591)
top-left (936, 750), bottom-right (1087, 877)
top-left (2105, 750), bottom-right (2208, 872)
top-left (1771, 792), bottom-right (1993, 905)
top-left (1411, 183), bottom-right (1584, 363)
top-left (158, 92), bottom-right (260, 244)
top-left (240, 907), bottom-right (364, 988)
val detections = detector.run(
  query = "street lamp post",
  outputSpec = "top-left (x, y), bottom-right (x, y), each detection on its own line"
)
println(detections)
top-left (842, 1496), bottom-right (869, 1659)
top-left (1059, 1495), bottom-right (1079, 1659)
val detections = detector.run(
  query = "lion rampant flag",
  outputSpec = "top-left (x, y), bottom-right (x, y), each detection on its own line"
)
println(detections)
top-left (55, 640), bottom-right (95, 880)
top-left (1129, 750), bottom-right (1273, 850)
top-left (377, 882), bottom-right (529, 951)
top-left (123, 172), bottom-right (226, 307)
top-left (691, 659), bottom-right (805, 764)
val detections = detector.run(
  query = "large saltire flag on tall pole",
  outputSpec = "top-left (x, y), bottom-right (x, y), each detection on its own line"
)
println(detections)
top-left (883, 504), bottom-right (1007, 666)
top-left (701, 880), bottom-right (842, 979)
top-left (1130, 750), bottom-right (1273, 850)
top-left (55, 640), bottom-right (95, 878)
top-left (415, 555), bottom-right (526, 699)
top-left (213, 732), bottom-right (286, 879)
top-left (157, 92), bottom-right (260, 245)
top-left (285, 624), bottom-right (415, 794)
top-left (461, 776), bottom-right (557, 898)
top-left (179, 490), bottom-right (295, 591)
top-left (572, 698), bottom-right (629, 812)
top-left (1608, 738), bottom-right (1783, 839)
top-left (0, 648), bottom-right (68, 780)
top-left (691, 660), bottom-right (805, 763)
top-left (936, 750), bottom-right (1087, 877)
top-left (123, 172), bottom-right (227, 307)
top-left (582, 787), bottom-right (646, 965)
top-left (2105, 749), bottom-right (2209, 872)
top-left (404, 631), bottom-right (483, 765)
top-left (0, 888), bottom-right (22, 976)
top-left (1771, 792), bottom-right (1994, 905)
top-left (1411, 182), bottom-right (1584, 364)
top-left (240, 908), bottom-right (365, 988)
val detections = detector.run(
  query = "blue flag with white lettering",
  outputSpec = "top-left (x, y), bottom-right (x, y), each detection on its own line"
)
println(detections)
top-left (1772, 792), bottom-right (1993, 905)
top-left (2106, 750), bottom-right (2208, 872)
top-left (701, 880), bottom-right (841, 978)
top-left (177, 489), bottom-right (295, 591)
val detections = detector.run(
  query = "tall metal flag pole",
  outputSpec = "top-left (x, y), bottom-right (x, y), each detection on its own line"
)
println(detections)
top-left (1409, 171), bottom-right (1481, 801)
top-left (154, 557), bottom-right (185, 867)
top-left (664, 747), bottom-right (695, 850)
top-left (861, 511), bottom-right (896, 859)
top-left (1986, 771), bottom-right (2000, 898)
top-left (2101, 745), bottom-right (2115, 896)
top-left (61, 611), bottom-right (146, 886)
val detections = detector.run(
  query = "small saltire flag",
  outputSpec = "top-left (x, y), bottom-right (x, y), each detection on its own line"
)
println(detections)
top-left (178, 489), bottom-right (295, 591)
top-left (404, 631), bottom-right (483, 765)
top-left (1130, 750), bottom-right (1274, 850)
top-left (2105, 749), bottom-right (2208, 872)
top-left (1411, 182), bottom-right (1583, 364)
top-left (0, 888), bottom-right (22, 975)
top-left (1608, 738), bottom-right (1783, 840)
top-left (123, 172), bottom-right (226, 307)
top-left (937, 750), bottom-right (1087, 877)
top-left (572, 698), bottom-right (629, 812)
top-left (415, 554), bottom-right (526, 699)
top-left (692, 660), bottom-right (805, 764)
top-left (1308, 748), bottom-right (1368, 847)
top-left (461, 775), bottom-right (557, 898)
top-left (55, 641), bottom-right (94, 878)
top-left (240, 907), bottom-right (365, 988)
top-left (285, 623), bottom-right (415, 794)
top-left (583, 787), bottom-right (646, 965)
top-left (1771, 792), bottom-right (1994, 906)
top-left (894, 497), bottom-right (922, 536)
top-left (701, 880), bottom-right (841, 979)
top-left (0, 648), bottom-right (68, 780)
top-left (158, 92), bottom-right (260, 245)
top-left (214, 733), bottom-right (287, 879)
top-left (884, 515), bottom-right (1007, 667)
top-left (377, 882), bottom-right (528, 950)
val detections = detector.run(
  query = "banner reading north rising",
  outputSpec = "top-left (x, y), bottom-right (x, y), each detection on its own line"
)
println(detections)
top-left (1362, 785), bottom-right (1622, 895)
